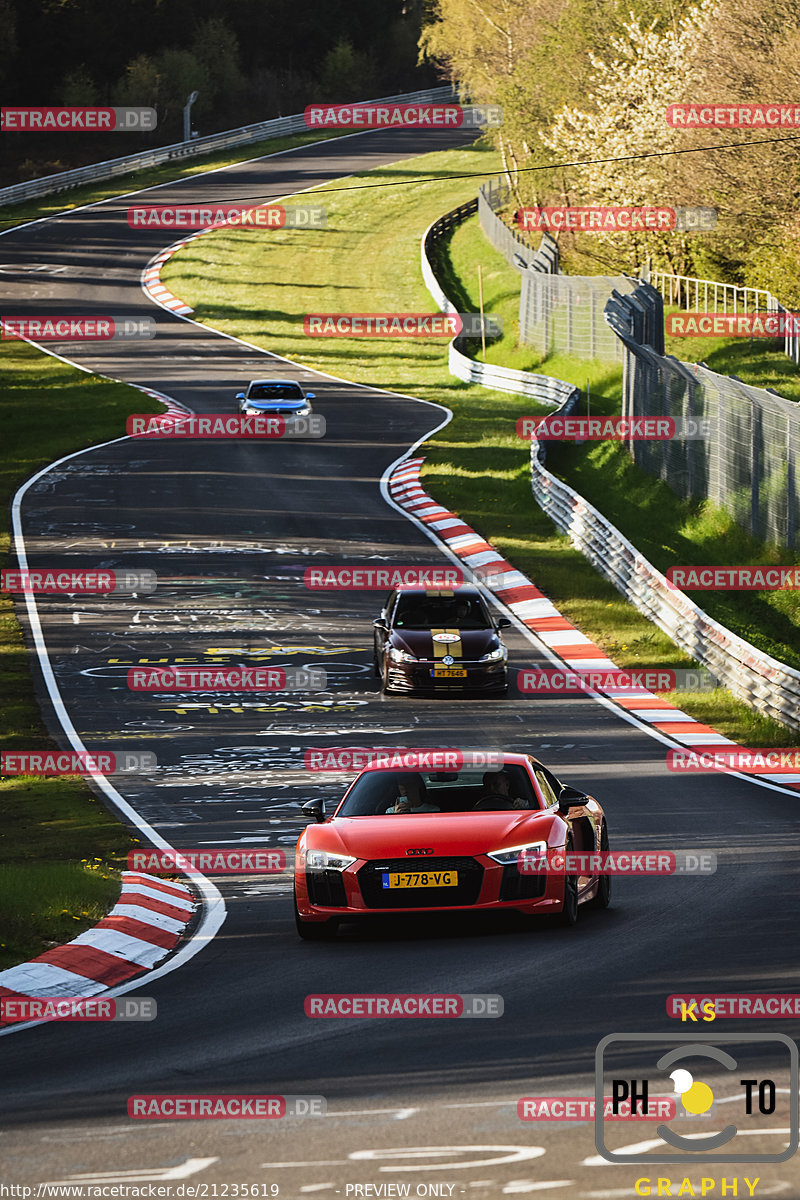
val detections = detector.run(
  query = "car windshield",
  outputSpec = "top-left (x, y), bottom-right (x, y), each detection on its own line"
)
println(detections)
top-left (392, 595), bottom-right (491, 630)
top-left (247, 383), bottom-right (304, 400)
top-left (336, 767), bottom-right (540, 816)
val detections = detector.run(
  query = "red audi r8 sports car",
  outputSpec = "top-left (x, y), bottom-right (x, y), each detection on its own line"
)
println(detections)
top-left (373, 586), bottom-right (511, 696)
top-left (293, 753), bottom-right (609, 939)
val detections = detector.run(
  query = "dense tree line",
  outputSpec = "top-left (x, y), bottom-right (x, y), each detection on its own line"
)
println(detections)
top-left (1, 0), bottom-right (436, 183)
top-left (420, 0), bottom-right (800, 302)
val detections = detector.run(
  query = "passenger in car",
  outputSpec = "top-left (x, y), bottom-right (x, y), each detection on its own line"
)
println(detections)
top-left (388, 774), bottom-right (441, 813)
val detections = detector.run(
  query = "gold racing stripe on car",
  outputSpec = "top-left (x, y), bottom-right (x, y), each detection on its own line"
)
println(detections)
top-left (430, 628), bottom-right (463, 660)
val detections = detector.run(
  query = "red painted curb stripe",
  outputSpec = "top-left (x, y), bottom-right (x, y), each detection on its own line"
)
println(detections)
top-left (32, 944), bottom-right (144, 985)
top-left (97, 914), bottom-right (180, 950)
top-left (116, 891), bottom-right (192, 921)
top-left (123, 873), bottom-right (192, 900)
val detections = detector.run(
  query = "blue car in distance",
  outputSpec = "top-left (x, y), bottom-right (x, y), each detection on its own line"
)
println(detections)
top-left (235, 379), bottom-right (315, 417)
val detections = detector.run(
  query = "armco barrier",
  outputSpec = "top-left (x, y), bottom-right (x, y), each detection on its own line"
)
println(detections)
top-left (421, 194), bottom-right (800, 732)
top-left (529, 449), bottom-right (800, 731)
top-left (421, 201), bottom-right (577, 406)
top-left (0, 87), bottom-right (456, 208)
top-left (477, 178), bottom-right (559, 273)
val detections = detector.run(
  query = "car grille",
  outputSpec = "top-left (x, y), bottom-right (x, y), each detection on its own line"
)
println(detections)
top-left (499, 864), bottom-right (547, 901)
top-left (356, 856), bottom-right (484, 908)
top-left (306, 869), bottom-right (347, 908)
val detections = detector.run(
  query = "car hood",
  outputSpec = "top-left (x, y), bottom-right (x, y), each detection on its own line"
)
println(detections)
top-left (306, 812), bottom-right (550, 860)
top-left (245, 398), bottom-right (307, 413)
top-left (389, 628), bottom-right (499, 659)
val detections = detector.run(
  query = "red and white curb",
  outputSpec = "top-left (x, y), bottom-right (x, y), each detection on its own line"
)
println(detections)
top-left (0, 872), bottom-right (195, 1018)
top-left (388, 456), bottom-right (800, 790)
top-left (141, 214), bottom-right (240, 316)
top-left (135, 383), bottom-right (193, 421)
top-left (142, 241), bottom-right (197, 315)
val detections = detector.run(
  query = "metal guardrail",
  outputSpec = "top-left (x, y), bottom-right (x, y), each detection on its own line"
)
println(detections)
top-left (608, 282), bottom-right (800, 550)
top-left (651, 269), bottom-right (800, 366)
top-left (422, 193), bottom-right (800, 731)
top-left (529, 447), bottom-right (800, 730)
top-left (0, 87), bottom-right (456, 208)
top-left (477, 179), bottom-right (559, 273)
top-left (421, 201), bottom-right (577, 406)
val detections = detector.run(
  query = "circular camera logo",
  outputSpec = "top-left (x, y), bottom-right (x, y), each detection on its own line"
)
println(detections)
top-left (670, 1068), bottom-right (714, 1115)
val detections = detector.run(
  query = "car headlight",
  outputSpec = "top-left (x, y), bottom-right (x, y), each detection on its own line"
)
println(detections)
top-left (480, 644), bottom-right (507, 662)
top-left (294, 404), bottom-right (311, 416)
top-left (389, 646), bottom-right (417, 663)
top-left (305, 849), bottom-right (356, 871)
top-left (487, 840), bottom-right (548, 866)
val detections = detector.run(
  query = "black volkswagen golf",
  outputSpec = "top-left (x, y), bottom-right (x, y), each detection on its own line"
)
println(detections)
top-left (372, 586), bottom-right (510, 696)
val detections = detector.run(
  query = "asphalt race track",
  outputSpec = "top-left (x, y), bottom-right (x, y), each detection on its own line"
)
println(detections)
top-left (1, 126), bottom-right (799, 1197)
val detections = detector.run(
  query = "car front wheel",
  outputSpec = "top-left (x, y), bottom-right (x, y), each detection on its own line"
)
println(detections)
top-left (560, 837), bottom-right (579, 926)
top-left (592, 822), bottom-right (611, 909)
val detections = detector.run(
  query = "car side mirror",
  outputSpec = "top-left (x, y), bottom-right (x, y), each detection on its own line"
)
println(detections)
top-left (235, 392), bottom-right (245, 400)
top-left (301, 798), bottom-right (325, 823)
top-left (558, 785), bottom-right (588, 811)
top-left (305, 392), bottom-right (315, 399)
top-left (496, 617), bottom-right (512, 629)
top-left (373, 618), bottom-right (388, 630)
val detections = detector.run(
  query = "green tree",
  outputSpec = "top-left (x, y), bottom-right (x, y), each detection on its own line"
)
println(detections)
top-left (319, 38), bottom-right (376, 100)
top-left (59, 65), bottom-right (100, 106)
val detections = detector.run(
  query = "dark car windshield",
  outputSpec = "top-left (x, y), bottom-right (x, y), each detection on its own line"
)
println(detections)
top-left (336, 767), bottom-right (539, 816)
top-left (392, 595), bottom-right (492, 630)
top-left (248, 382), bottom-right (304, 400)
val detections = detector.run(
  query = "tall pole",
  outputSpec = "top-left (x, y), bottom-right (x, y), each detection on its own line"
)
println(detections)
top-left (477, 265), bottom-right (486, 358)
top-left (183, 91), bottom-right (199, 143)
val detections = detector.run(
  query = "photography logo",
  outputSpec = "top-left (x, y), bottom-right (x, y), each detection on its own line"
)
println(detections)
top-left (595, 1033), bottom-right (798, 1163)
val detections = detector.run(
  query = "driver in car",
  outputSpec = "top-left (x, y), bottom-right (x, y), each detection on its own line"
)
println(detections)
top-left (474, 769), bottom-right (529, 810)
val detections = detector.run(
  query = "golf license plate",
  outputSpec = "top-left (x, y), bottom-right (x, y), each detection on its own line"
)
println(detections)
top-left (381, 871), bottom-right (458, 889)
top-left (431, 668), bottom-right (467, 678)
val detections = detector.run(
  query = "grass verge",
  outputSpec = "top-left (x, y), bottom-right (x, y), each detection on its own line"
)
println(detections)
top-left (161, 146), bottom-right (798, 745)
top-left (0, 340), bottom-right (160, 969)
